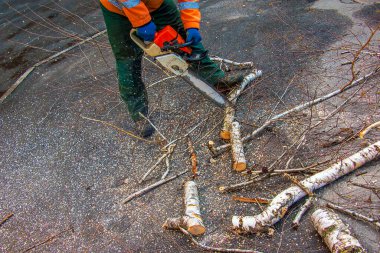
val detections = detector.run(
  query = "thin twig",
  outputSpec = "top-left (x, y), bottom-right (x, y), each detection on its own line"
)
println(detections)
top-left (326, 202), bottom-right (380, 230)
top-left (140, 144), bottom-right (176, 183)
top-left (0, 213), bottom-right (14, 227)
top-left (138, 112), bottom-right (168, 142)
top-left (209, 68), bottom-right (380, 155)
top-left (0, 30), bottom-right (106, 104)
top-left (162, 118), bottom-right (208, 150)
top-left (80, 115), bottom-right (151, 143)
top-left (123, 169), bottom-right (187, 204)
top-left (161, 156), bottom-right (171, 180)
top-left (22, 227), bottom-right (73, 253)
top-left (179, 227), bottom-right (264, 253)
top-left (219, 175), bottom-right (265, 193)
top-left (232, 196), bottom-right (270, 204)
top-left (283, 173), bottom-right (314, 197)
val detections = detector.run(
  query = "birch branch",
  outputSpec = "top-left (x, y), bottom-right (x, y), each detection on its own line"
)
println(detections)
top-left (359, 121), bottom-right (380, 139)
top-left (140, 144), bottom-right (176, 183)
top-left (220, 71), bottom-right (262, 140)
top-left (209, 68), bottom-right (380, 155)
top-left (210, 56), bottom-right (255, 69)
top-left (123, 169), bottom-right (187, 204)
top-left (231, 122), bottom-right (247, 171)
top-left (292, 198), bottom-right (314, 229)
top-left (232, 141), bottom-right (380, 233)
top-left (311, 209), bottom-right (366, 253)
top-left (326, 202), bottom-right (380, 230)
top-left (163, 181), bottom-right (206, 235)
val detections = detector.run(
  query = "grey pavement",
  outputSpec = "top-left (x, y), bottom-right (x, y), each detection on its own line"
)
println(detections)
top-left (1, 0), bottom-right (379, 252)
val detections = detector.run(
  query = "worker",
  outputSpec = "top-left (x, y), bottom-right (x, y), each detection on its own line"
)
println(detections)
top-left (100, 0), bottom-right (244, 137)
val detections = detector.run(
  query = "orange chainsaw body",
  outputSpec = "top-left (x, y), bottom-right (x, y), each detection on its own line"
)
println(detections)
top-left (153, 26), bottom-right (192, 55)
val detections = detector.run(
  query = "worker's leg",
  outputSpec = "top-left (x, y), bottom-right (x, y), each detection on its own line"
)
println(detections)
top-left (101, 4), bottom-right (148, 121)
top-left (150, 0), bottom-right (225, 85)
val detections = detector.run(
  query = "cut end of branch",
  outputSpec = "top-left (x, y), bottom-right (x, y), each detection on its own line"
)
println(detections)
top-left (233, 162), bottom-right (247, 172)
top-left (188, 224), bottom-right (206, 236)
top-left (220, 130), bottom-right (231, 140)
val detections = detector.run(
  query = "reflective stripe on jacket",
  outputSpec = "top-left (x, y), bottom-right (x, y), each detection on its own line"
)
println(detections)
top-left (100, 0), bottom-right (201, 29)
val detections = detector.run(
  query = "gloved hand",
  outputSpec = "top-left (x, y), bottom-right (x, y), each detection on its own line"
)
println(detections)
top-left (137, 21), bottom-right (157, 42)
top-left (186, 28), bottom-right (202, 45)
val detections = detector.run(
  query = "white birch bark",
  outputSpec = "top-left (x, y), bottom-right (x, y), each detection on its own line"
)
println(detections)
top-left (163, 181), bottom-right (205, 235)
top-left (311, 209), bottom-right (366, 253)
top-left (232, 141), bottom-right (380, 233)
top-left (231, 122), bottom-right (247, 171)
top-left (220, 71), bottom-right (262, 140)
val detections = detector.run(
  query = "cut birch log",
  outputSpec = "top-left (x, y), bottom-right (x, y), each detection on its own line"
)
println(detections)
top-left (311, 209), bottom-right (366, 253)
top-left (326, 203), bottom-right (380, 230)
top-left (220, 106), bottom-right (236, 140)
top-left (209, 68), bottom-right (380, 156)
top-left (292, 197), bottom-right (314, 229)
top-left (232, 141), bottom-right (380, 233)
top-left (231, 122), bottom-right (247, 171)
top-left (220, 71), bottom-right (262, 140)
top-left (163, 181), bottom-right (205, 235)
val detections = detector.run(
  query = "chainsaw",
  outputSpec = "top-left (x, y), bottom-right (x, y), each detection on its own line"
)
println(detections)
top-left (130, 26), bottom-right (230, 108)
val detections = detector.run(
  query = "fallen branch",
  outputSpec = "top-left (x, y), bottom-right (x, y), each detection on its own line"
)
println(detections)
top-left (179, 227), bottom-right (264, 253)
top-left (292, 198), bottom-right (314, 229)
top-left (80, 115), bottom-right (151, 143)
top-left (359, 121), bottom-right (380, 139)
top-left (0, 212), bottom-right (14, 227)
top-left (219, 175), bottom-right (263, 193)
top-left (209, 68), bottom-right (380, 155)
top-left (220, 71), bottom-right (262, 140)
top-left (233, 196), bottom-right (270, 204)
top-left (326, 202), bottom-right (380, 230)
top-left (123, 169), bottom-right (187, 204)
top-left (283, 173), bottom-right (314, 197)
top-left (232, 141), bottom-right (380, 233)
top-left (140, 144), bottom-right (176, 183)
top-left (22, 226), bottom-right (74, 253)
top-left (229, 70), bottom-right (263, 103)
top-left (161, 157), bottom-right (171, 179)
top-left (311, 209), bottom-right (366, 253)
top-left (138, 112), bottom-right (167, 142)
top-left (0, 30), bottom-right (106, 104)
top-left (210, 56), bottom-right (255, 71)
top-left (231, 122), bottom-right (247, 171)
top-left (163, 181), bottom-right (205, 235)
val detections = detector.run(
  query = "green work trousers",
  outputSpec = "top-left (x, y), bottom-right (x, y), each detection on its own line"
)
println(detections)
top-left (101, 0), bottom-right (224, 121)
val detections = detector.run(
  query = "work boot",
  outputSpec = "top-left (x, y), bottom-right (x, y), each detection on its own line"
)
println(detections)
top-left (134, 119), bottom-right (155, 138)
top-left (214, 72), bottom-right (245, 94)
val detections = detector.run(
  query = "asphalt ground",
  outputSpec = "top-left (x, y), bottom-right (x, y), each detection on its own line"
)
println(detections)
top-left (1, 0), bottom-right (379, 252)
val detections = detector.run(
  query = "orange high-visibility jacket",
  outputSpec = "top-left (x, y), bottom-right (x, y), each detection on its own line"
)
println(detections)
top-left (100, 0), bottom-right (201, 30)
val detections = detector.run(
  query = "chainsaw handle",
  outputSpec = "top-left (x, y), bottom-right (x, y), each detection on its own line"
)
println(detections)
top-left (162, 41), bottom-right (192, 51)
top-left (130, 29), bottom-right (164, 57)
